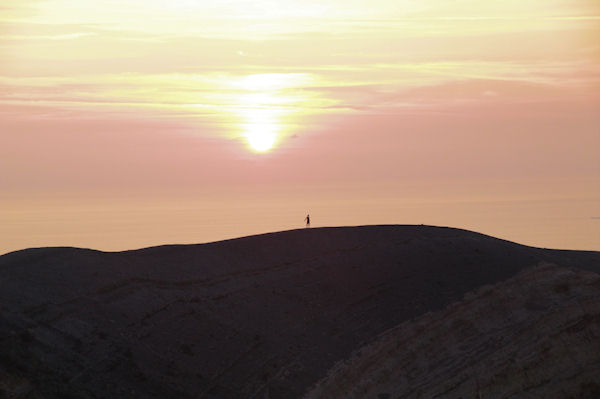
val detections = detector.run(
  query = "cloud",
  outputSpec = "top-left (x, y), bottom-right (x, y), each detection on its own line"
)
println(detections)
top-left (3, 32), bottom-right (96, 40)
top-left (1, 57), bottom-right (598, 123)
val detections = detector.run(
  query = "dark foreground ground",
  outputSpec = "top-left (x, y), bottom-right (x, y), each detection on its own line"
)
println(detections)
top-left (1, 225), bottom-right (599, 398)
top-left (306, 263), bottom-right (600, 399)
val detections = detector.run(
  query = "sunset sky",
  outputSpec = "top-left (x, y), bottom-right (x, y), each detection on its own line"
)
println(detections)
top-left (1, 0), bottom-right (599, 253)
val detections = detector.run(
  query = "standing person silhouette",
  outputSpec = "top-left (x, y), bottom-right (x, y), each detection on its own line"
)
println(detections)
top-left (305, 214), bottom-right (310, 227)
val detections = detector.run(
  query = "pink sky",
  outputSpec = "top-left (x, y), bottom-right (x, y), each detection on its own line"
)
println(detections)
top-left (1, 1), bottom-right (599, 253)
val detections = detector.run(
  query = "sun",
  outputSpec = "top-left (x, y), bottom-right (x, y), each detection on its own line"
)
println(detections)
top-left (246, 127), bottom-right (277, 152)
top-left (239, 100), bottom-right (281, 153)
top-left (231, 73), bottom-right (314, 153)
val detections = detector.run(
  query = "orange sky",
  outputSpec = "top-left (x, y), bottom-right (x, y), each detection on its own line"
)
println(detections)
top-left (1, 1), bottom-right (599, 253)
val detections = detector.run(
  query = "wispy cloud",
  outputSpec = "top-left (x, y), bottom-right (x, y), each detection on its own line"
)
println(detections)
top-left (3, 32), bottom-right (96, 40)
top-left (1, 0), bottom-right (599, 136)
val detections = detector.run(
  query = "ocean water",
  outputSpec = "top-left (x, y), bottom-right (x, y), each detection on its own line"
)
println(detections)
top-left (1, 194), bottom-right (598, 254)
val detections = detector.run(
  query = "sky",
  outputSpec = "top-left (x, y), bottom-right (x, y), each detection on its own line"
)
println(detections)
top-left (1, 0), bottom-right (599, 253)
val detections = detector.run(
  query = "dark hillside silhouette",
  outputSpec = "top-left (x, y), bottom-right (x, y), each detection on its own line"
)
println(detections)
top-left (1, 225), bottom-right (599, 398)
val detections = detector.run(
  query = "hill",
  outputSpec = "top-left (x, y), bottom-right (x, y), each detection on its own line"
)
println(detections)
top-left (305, 263), bottom-right (600, 398)
top-left (1, 225), bottom-right (599, 398)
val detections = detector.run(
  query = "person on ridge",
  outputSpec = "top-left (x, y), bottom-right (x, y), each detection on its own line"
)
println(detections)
top-left (305, 214), bottom-right (310, 228)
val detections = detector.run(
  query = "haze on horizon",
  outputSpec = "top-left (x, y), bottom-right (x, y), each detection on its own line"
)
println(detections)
top-left (1, 0), bottom-right (599, 253)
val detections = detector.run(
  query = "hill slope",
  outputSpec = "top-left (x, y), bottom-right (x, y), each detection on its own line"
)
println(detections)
top-left (305, 263), bottom-right (600, 398)
top-left (1, 225), bottom-right (599, 398)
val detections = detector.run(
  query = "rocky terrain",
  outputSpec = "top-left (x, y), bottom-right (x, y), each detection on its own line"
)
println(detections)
top-left (305, 263), bottom-right (600, 399)
top-left (1, 225), bottom-right (599, 398)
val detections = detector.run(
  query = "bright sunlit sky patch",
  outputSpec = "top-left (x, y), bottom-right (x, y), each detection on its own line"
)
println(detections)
top-left (1, 0), bottom-right (599, 251)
